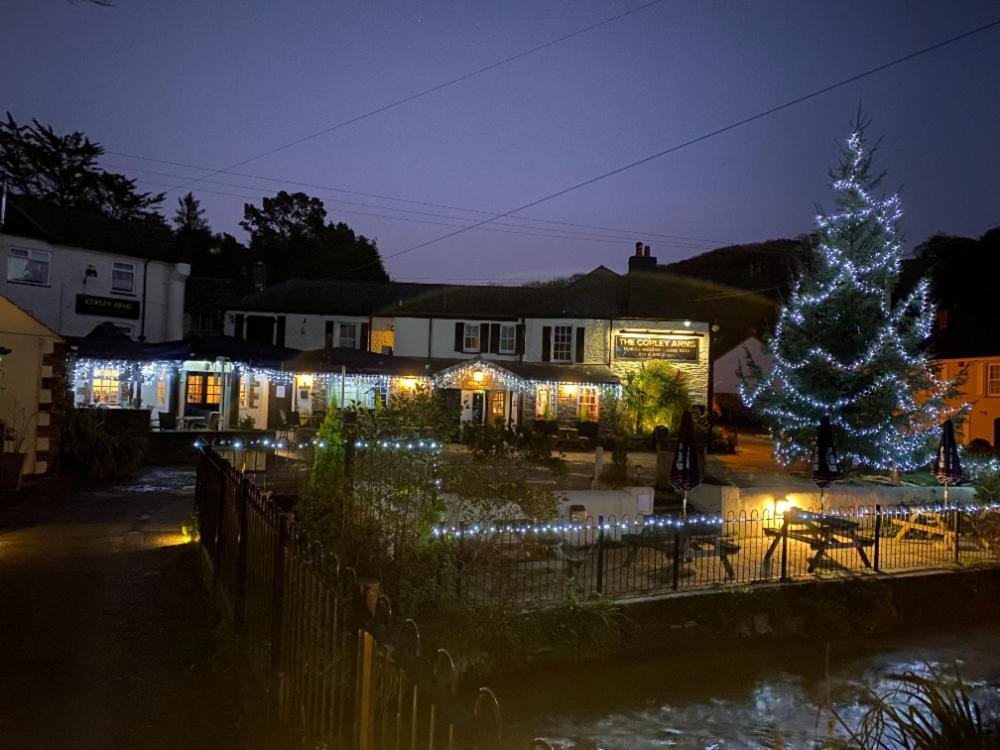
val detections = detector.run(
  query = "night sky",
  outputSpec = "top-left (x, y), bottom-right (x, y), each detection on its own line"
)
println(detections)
top-left (3, 0), bottom-right (998, 282)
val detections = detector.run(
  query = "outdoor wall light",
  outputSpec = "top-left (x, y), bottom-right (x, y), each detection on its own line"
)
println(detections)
top-left (563, 384), bottom-right (578, 395)
top-left (83, 265), bottom-right (98, 284)
top-left (400, 377), bottom-right (417, 390)
top-left (775, 496), bottom-right (796, 516)
top-left (472, 370), bottom-right (484, 383)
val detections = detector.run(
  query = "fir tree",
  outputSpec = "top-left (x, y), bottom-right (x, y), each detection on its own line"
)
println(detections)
top-left (172, 192), bottom-right (209, 232)
top-left (740, 121), bottom-right (964, 472)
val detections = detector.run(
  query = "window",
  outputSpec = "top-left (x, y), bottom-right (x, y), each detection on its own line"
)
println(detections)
top-left (156, 380), bottom-right (167, 407)
top-left (239, 377), bottom-right (260, 408)
top-left (552, 326), bottom-right (573, 362)
top-left (186, 374), bottom-right (221, 405)
top-left (112, 262), bottom-right (135, 293)
top-left (92, 368), bottom-right (121, 405)
top-left (7, 247), bottom-right (50, 285)
top-left (499, 324), bottom-right (516, 354)
top-left (535, 385), bottom-right (557, 420)
top-left (463, 323), bottom-right (480, 352)
top-left (490, 392), bottom-right (506, 422)
top-left (988, 364), bottom-right (1000, 397)
top-left (339, 323), bottom-right (358, 348)
top-left (577, 387), bottom-right (599, 422)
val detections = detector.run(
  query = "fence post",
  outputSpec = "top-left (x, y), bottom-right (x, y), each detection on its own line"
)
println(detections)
top-left (269, 513), bottom-right (287, 709)
top-left (873, 505), bottom-right (882, 572)
top-left (595, 516), bottom-right (605, 595)
top-left (779, 516), bottom-right (789, 582)
top-left (672, 528), bottom-right (682, 592)
top-left (234, 477), bottom-right (250, 631)
top-left (212, 462), bottom-right (228, 586)
top-left (954, 504), bottom-right (962, 564)
top-left (354, 580), bottom-right (380, 750)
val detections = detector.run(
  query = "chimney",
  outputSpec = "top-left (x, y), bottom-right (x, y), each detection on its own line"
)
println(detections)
top-left (628, 242), bottom-right (658, 273)
top-left (252, 261), bottom-right (267, 291)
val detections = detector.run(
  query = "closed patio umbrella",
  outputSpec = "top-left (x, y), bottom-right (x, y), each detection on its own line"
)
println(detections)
top-left (812, 415), bottom-right (841, 511)
top-left (670, 410), bottom-right (702, 519)
top-left (933, 419), bottom-right (962, 507)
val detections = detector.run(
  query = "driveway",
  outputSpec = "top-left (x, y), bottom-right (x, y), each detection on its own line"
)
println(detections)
top-left (0, 466), bottom-right (264, 749)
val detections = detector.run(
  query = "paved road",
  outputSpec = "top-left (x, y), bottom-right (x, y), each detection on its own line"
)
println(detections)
top-left (0, 466), bottom-right (261, 749)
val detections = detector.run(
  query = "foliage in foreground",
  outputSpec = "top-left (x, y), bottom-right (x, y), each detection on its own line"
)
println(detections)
top-left (828, 664), bottom-right (1000, 750)
top-left (61, 408), bottom-right (146, 480)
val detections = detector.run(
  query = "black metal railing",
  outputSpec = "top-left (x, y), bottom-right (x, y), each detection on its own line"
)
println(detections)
top-left (196, 447), bottom-right (505, 750)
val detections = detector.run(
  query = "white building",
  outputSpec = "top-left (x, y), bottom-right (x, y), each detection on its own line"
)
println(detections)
top-left (1, 196), bottom-right (190, 343)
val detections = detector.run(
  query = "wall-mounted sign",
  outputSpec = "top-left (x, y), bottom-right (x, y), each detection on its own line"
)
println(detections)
top-left (615, 334), bottom-right (699, 361)
top-left (75, 294), bottom-right (140, 320)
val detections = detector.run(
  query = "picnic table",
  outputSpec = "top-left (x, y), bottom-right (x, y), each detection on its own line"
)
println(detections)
top-left (763, 507), bottom-right (874, 574)
top-left (892, 507), bottom-right (956, 548)
top-left (622, 522), bottom-right (740, 580)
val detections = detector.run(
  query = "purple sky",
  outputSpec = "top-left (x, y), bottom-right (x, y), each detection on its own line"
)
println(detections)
top-left (3, 0), bottom-right (998, 282)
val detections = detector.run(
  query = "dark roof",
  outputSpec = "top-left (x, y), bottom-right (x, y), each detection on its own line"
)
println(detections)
top-left (230, 279), bottom-right (443, 315)
top-left (493, 360), bottom-right (619, 384)
top-left (184, 276), bottom-right (253, 315)
top-left (72, 322), bottom-right (147, 359)
top-left (928, 328), bottom-right (1000, 360)
top-left (2, 195), bottom-right (182, 264)
top-left (143, 336), bottom-right (296, 368)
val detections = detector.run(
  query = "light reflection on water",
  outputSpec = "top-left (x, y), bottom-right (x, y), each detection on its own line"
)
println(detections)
top-left (505, 628), bottom-right (1000, 749)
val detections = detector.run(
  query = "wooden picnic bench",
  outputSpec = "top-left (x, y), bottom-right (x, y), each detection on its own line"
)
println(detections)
top-left (622, 522), bottom-right (740, 580)
top-left (763, 508), bottom-right (874, 574)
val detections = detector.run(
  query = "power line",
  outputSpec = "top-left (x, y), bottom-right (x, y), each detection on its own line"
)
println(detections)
top-left (118, 163), bottom-right (714, 249)
top-left (350, 17), bottom-right (1000, 274)
top-left (154, 0), bottom-right (670, 197)
top-left (104, 152), bottom-right (727, 246)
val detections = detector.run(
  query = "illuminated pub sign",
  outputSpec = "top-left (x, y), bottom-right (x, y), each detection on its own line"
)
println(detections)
top-left (614, 333), bottom-right (699, 361)
top-left (75, 294), bottom-right (141, 320)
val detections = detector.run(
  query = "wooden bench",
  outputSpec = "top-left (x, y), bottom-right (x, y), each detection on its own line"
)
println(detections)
top-left (762, 510), bottom-right (874, 574)
top-left (622, 525), bottom-right (740, 580)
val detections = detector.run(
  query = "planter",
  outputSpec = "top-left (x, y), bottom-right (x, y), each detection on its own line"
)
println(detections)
top-left (0, 452), bottom-right (27, 492)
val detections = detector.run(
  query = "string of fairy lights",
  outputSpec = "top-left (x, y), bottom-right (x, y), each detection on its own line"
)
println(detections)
top-left (740, 130), bottom-right (967, 471)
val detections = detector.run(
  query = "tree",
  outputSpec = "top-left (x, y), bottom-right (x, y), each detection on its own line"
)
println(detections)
top-left (0, 113), bottom-right (164, 223)
top-left (620, 362), bottom-right (691, 435)
top-left (240, 191), bottom-right (389, 284)
top-left (173, 192), bottom-right (209, 232)
top-left (740, 120), bottom-right (964, 472)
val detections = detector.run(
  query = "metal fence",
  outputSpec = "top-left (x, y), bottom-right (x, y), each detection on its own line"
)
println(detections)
top-left (196, 447), bottom-right (505, 750)
top-left (444, 504), bottom-right (999, 607)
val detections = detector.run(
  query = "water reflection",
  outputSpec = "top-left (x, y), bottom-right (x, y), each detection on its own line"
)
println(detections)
top-left (506, 628), bottom-right (1000, 749)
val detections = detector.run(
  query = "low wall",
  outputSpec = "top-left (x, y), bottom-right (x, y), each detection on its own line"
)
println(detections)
top-left (688, 482), bottom-right (977, 517)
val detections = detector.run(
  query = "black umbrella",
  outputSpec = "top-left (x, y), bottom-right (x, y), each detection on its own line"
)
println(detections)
top-left (933, 419), bottom-right (962, 506)
top-left (812, 415), bottom-right (841, 511)
top-left (671, 410), bottom-right (702, 519)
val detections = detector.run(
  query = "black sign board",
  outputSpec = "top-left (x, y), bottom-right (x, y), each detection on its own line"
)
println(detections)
top-left (615, 334), bottom-right (699, 361)
top-left (75, 294), bottom-right (141, 320)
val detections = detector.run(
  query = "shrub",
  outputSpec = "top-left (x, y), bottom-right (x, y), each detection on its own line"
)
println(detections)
top-left (61, 408), bottom-right (146, 480)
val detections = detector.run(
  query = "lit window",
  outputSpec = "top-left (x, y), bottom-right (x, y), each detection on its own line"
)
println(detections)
top-left (499, 325), bottom-right (516, 354)
top-left (463, 323), bottom-right (480, 352)
top-left (7, 247), bottom-right (50, 285)
top-left (239, 377), bottom-right (260, 408)
top-left (156, 380), bottom-right (167, 407)
top-left (552, 326), bottom-right (573, 362)
top-left (205, 375), bottom-right (222, 405)
top-left (577, 387), bottom-right (599, 421)
top-left (92, 368), bottom-right (120, 404)
top-left (112, 262), bottom-right (135, 293)
top-left (490, 391), bottom-right (506, 421)
top-left (186, 374), bottom-right (204, 404)
top-left (339, 323), bottom-right (358, 348)
top-left (988, 364), bottom-right (1000, 397)
top-left (535, 385), bottom-right (557, 420)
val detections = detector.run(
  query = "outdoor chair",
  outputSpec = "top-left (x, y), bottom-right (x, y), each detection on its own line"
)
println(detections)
top-left (207, 412), bottom-right (220, 431)
top-left (157, 411), bottom-right (177, 431)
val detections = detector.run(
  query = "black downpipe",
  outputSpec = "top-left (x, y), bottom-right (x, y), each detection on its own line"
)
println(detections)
top-left (138, 259), bottom-right (151, 342)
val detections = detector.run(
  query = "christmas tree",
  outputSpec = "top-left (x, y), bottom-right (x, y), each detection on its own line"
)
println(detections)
top-left (740, 120), bottom-right (964, 472)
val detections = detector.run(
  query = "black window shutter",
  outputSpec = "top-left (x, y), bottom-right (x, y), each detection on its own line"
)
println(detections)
top-left (490, 323), bottom-right (501, 353)
top-left (575, 327), bottom-right (586, 363)
top-left (480, 322), bottom-right (490, 353)
top-left (275, 316), bottom-right (286, 347)
top-left (515, 324), bottom-right (525, 355)
top-left (233, 313), bottom-right (244, 340)
top-left (541, 326), bottom-right (551, 362)
top-left (454, 322), bottom-right (465, 352)
top-left (360, 322), bottom-right (370, 351)
top-left (325, 321), bottom-right (335, 349)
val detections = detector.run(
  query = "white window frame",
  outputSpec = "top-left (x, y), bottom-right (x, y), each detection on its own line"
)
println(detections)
top-left (552, 325), bottom-right (573, 362)
top-left (463, 323), bottom-right (481, 353)
top-left (498, 324), bottom-right (516, 354)
top-left (92, 367), bottom-right (121, 405)
top-left (338, 322), bottom-right (358, 349)
top-left (577, 386), bottom-right (599, 421)
top-left (987, 363), bottom-right (1000, 397)
top-left (111, 261), bottom-right (136, 294)
top-left (535, 384), bottom-right (558, 420)
top-left (6, 246), bottom-right (50, 286)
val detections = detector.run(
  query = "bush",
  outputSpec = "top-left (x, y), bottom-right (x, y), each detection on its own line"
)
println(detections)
top-left (61, 408), bottom-right (146, 480)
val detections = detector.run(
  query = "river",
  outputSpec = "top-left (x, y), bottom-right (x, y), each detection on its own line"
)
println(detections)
top-left (501, 626), bottom-right (1000, 749)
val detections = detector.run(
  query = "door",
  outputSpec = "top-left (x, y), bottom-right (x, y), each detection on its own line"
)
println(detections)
top-left (460, 389), bottom-right (486, 424)
top-left (994, 417), bottom-right (1000, 449)
top-left (267, 380), bottom-right (293, 429)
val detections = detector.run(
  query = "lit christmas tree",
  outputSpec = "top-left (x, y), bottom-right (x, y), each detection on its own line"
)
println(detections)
top-left (740, 121), bottom-right (964, 472)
